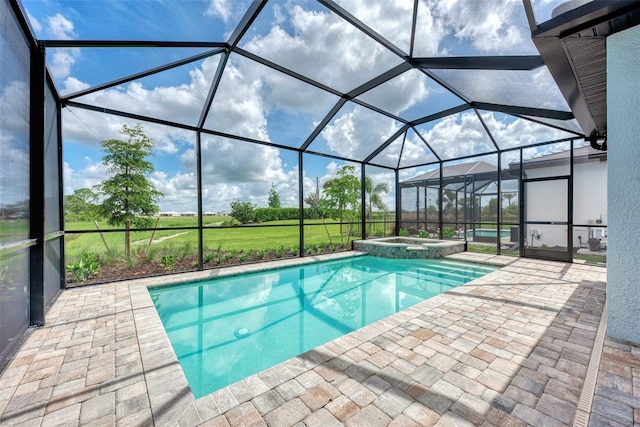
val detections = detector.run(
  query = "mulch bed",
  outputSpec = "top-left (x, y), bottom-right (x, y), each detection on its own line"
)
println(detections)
top-left (66, 246), bottom-right (349, 287)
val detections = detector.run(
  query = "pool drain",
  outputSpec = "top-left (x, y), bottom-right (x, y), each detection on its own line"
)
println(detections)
top-left (234, 328), bottom-right (250, 338)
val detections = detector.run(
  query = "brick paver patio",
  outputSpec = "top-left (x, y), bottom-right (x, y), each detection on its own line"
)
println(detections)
top-left (1, 252), bottom-right (637, 426)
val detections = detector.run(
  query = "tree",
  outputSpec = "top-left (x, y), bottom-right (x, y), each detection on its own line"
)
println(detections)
top-left (267, 183), bottom-right (281, 208)
top-left (230, 201), bottom-right (256, 224)
top-left (502, 192), bottom-right (516, 207)
top-left (321, 165), bottom-right (360, 245)
top-left (304, 177), bottom-right (322, 219)
top-left (64, 188), bottom-right (101, 222)
top-left (95, 123), bottom-right (162, 228)
top-left (481, 197), bottom-right (499, 221)
top-left (364, 175), bottom-right (389, 220)
top-left (442, 189), bottom-right (457, 219)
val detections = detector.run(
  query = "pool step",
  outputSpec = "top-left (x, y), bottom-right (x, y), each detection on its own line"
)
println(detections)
top-left (413, 265), bottom-right (492, 283)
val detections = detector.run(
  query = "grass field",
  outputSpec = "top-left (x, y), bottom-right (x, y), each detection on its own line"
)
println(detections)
top-left (64, 217), bottom-right (395, 262)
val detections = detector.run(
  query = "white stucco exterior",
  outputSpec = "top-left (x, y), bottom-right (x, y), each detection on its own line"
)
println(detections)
top-left (607, 24), bottom-right (640, 344)
top-left (523, 154), bottom-right (607, 250)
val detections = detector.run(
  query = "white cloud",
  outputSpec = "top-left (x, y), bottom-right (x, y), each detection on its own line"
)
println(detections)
top-left (414, 1), bottom-right (447, 56)
top-left (150, 171), bottom-right (198, 212)
top-left (47, 13), bottom-right (75, 39)
top-left (197, 136), bottom-right (287, 184)
top-left (63, 97), bottom-right (197, 155)
top-left (321, 105), bottom-right (401, 160)
top-left (61, 77), bottom-right (90, 94)
top-left (482, 112), bottom-right (571, 149)
top-left (71, 56), bottom-right (220, 127)
top-left (242, 5), bottom-right (402, 93)
top-left (334, 0), bottom-right (415, 52)
top-left (45, 14), bottom-right (80, 80)
top-left (0, 79), bottom-right (30, 203)
top-left (62, 160), bottom-right (108, 195)
top-left (358, 69), bottom-right (430, 117)
top-left (0, 139), bottom-right (29, 205)
top-left (205, 61), bottom-right (269, 141)
top-left (26, 11), bottom-right (42, 33)
top-left (401, 132), bottom-right (438, 166)
top-left (49, 49), bottom-right (80, 80)
top-left (416, 0), bottom-right (531, 55)
top-left (0, 80), bottom-right (29, 135)
top-left (204, 0), bottom-right (252, 24)
top-left (418, 112), bottom-right (495, 160)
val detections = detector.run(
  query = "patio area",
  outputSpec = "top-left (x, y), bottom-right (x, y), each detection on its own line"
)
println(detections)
top-left (0, 252), bottom-right (637, 426)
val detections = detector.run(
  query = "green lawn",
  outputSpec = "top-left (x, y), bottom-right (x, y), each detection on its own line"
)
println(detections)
top-left (0, 219), bottom-right (29, 245)
top-left (64, 218), bottom-right (395, 262)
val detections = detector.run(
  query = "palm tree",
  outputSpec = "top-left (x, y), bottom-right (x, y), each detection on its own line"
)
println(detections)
top-left (442, 189), bottom-right (457, 221)
top-left (502, 192), bottom-right (516, 207)
top-left (364, 176), bottom-right (390, 221)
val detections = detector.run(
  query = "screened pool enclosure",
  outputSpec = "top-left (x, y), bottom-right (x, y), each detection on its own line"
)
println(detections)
top-left (3, 0), bottom-right (627, 367)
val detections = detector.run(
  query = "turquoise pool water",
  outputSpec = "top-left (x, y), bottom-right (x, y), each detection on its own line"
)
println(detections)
top-left (149, 255), bottom-right (497, 398)
top-left (467, 229), bottom-right (510, 238)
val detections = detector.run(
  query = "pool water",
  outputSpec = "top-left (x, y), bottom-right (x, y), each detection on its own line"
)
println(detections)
top-left (148, 255), bottom-right (497, 398)
top-left (467, 229), bottom-right (510, 238)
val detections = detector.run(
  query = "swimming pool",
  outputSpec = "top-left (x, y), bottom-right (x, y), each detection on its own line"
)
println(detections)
top-left (467, 229), bottom-right (511, 239)
top-left (149, 255), bottom-right (497, 398)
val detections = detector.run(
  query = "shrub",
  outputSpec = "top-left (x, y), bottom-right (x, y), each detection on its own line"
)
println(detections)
top-left (256, 249), bottom-right (268, 260)
top-left (418, 229), bottom-right (429, 238)
top-left (161, 255), bottom-right (175, 270)
top-left (399, 228), bottom-right (409, 236)
top-left (146, 245), bottom-right (160, 262)
top-left (66, 252), bottom-right (100, 282)
top-left (203, 251), bottom-right (218, 264)
top-left (254, 207), bottom-right (300, 222)
top-left (275, 245), bottom-right (285, 258)
top-left (177, 242), bottom-right (193, 260)
top-left (442, 227), bottom-right (455, 239)
top-left (230, 201), bottom-right (256, 224)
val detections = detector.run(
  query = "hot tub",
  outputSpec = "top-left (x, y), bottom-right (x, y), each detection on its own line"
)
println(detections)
top-left (353, 237), bottom-right (465, 259)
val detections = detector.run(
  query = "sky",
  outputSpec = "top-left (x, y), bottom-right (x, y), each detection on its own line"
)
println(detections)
top-left (16, 0), bottom-right (582, 213)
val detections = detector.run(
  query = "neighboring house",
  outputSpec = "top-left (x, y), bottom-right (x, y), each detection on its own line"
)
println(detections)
top-left (399, 144), bottom-right (607, 252)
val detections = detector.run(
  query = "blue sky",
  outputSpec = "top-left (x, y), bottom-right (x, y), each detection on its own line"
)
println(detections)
top-left (17, 0), bottom-right (579, 213)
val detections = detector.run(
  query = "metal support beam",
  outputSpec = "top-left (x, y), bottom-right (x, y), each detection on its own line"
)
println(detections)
top-left (361, 165), bottom-right (367, 240)
top-left (64, 49), bottom-right (225, 101)
top-left (198, 51), bottom-right (229, 128)
top-left (29, 41), bottom-right (46, 327)
top-left (414, 55), bottom-right (544, 70)
top-left (346, 63), bottom-right (412, 99)
top-left (196, 132), bottom-right (204, 270)
top-left (410, 104), bottom-right (472, 126)
top-left (471, 102), bottom-right (575, 120)
top-left (319, 0), bottom-right (408, 59)
top-left (300, 98), bottom-right (347, 151)
top-left (235, 47), bottom-right (341, 97)
top-left (410, 0), bottom-right (418, 57)
top-left (438, 163), bottom-right (444, 239)
top-left (363, 124), bottom-right (410, 163)
top-left (228, 0), bottom-right (268, 49)
top-left (497, 154), bottom-right (502, 255)
top-left (298, 152), bottom-right (305, 257)
top-left (50, 70), bottom-right (67, 290)
top-left (395, 170), bottom-right (401, 236)
top-left (42, 40), bottom-right (227, 48)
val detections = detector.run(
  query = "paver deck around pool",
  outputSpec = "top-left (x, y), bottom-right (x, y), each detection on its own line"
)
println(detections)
top-left (1, 251), bottom-right (638, 426)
